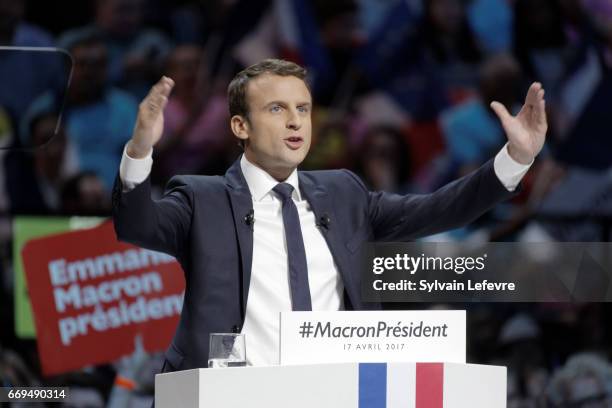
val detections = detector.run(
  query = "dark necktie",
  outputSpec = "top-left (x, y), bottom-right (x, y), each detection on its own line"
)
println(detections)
top-left (273, 183), bottom-right (312, 311)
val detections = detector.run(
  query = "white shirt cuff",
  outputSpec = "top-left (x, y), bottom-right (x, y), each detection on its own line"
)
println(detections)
top-left (493, 143), bottom-right (532, 191)
top-left (119, 144), bottom-right (153, 191)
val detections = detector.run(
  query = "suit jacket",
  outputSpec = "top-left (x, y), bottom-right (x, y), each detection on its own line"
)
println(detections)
top-left (112, 157), bottom-right (513, 371)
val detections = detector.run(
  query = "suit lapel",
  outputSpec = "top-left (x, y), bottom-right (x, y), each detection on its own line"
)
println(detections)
top-left (225, 162), bottom-right (357, 316)
top-left (225, 158), bottom-right (253, 318)
top-left (299, 173), bottom-right (355, 300)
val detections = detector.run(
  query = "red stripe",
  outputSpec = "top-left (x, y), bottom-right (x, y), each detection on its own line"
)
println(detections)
top-left (416, 363), bottom-right (444, 408)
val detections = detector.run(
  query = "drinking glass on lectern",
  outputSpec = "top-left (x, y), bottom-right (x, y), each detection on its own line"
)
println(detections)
top-left (208, 333), bottom-right (246, 368)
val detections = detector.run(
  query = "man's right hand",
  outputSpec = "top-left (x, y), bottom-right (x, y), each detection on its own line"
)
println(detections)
top-left (127, 76), bottom-right (175, 159)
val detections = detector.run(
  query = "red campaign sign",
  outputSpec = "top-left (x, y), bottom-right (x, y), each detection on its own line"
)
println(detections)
top-left (22, 220), bottom-right (185, 376)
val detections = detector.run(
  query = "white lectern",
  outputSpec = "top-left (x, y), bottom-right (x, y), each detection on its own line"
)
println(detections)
top-left (155, 362), bottom-right (506, 407)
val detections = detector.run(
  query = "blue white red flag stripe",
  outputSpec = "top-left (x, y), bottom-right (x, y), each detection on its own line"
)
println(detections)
top-left (359, 363), bottom-right (387, 408)
top-left (358, 363), bottom-right (445, 407)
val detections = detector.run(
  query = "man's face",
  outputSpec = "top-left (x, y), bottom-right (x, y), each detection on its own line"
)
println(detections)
top-left (239, 74), bottom-right (312, 178)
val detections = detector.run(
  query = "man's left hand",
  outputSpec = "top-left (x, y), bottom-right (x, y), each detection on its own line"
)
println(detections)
top-left (490, 82), bottom-right (547, 165)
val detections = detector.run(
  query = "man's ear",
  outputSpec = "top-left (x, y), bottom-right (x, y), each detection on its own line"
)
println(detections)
top-left (230, 115), bottom-right (249, 143)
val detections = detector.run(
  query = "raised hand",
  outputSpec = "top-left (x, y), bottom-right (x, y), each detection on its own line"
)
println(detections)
top-left (490, 82), bottom-right (547, 165)
top-left (127, 76), bottom-right (175, 158)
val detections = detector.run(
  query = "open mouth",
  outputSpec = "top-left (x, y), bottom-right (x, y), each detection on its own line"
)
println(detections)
top-left (284, 136), bottom-right (304, 150)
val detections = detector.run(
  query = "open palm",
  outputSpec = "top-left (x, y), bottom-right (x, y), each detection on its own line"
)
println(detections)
top-left (490, 82), bottom-right (547, 164)
top-left (128, 76), bottom-right (174, 158)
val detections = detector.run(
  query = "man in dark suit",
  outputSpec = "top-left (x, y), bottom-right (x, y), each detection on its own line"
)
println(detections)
top-left (112, 59), bottom-right (547, 371)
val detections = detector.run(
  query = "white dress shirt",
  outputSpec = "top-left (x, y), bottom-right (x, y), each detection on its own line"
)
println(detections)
top-left (119, 143), bottom-right (531, 366)
top-left (237, 155), bottom-right (343, 366)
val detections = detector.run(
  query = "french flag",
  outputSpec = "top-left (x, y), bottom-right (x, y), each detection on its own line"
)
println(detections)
top-left (358, 363), bottom-right (506, 408)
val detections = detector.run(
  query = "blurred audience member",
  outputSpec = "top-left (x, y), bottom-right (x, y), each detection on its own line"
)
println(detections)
top-left (302, 119), bottom-right (353, 171)
top-left (467, 0), bottom-right (513, 54)
top-left (26, 30), bottom-right (137, 192)
top-left (366, 0), bottom-right (482, 121)
top-left (61, 171), bottom-right (110, 215)
top-left (500, 314), bottom-right (549, 406)
top-left (5, 112), bottom-right (78, 214)
top-left (174, 0), bottom-right (270, 79)
top-left (552, 0), bottom-right (612, 170)
top-left (0, 342), bottom-right (40, 387)
top-left (0, 0), bottom-right (62, 125)
top-left (61, 0), bottom-right (172, 99)
top-left (170, 0), bottom-right (223, 46)
top-left (235, 0), bottom-right (362, 106)
top-left (355, 125), bottom-right (412, 193)
top-left (440, 54), bottom-right (523, 177)
top-left (153, 44), bottom-right (230, 183)
top-left (418, 0), bottom-right (482, 99)
top-left (513, 0), bottom-right (568, 93)
top-left (107, 335), bottom-right (163, 408)
top-left (309, 0), bottom-right (364, 105)
top-left (547, 353), bottom-right (612, 407)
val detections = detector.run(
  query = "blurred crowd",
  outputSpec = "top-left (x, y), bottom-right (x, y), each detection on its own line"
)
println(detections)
top-left (1, 0), bottom-right (612, 406)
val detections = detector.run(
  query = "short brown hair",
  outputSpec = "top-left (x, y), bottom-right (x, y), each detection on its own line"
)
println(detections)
top-left (227, 59), bottom-right (309, 119)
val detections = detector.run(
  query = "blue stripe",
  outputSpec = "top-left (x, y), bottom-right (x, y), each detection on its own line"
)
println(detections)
top-left (359, 363), bottom-right (387, 408)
